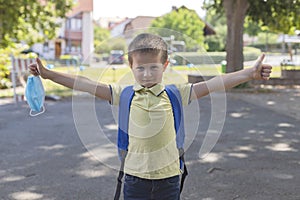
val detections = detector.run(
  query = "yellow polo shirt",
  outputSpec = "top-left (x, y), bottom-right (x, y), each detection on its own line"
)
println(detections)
top-left (110, 82), bottom-right (192, 179)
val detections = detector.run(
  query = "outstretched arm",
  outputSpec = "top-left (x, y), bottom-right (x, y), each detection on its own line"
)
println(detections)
top-left (191, 54), bottom-right (272, 100)
top-left (28, 58), bottom-right (112, 101)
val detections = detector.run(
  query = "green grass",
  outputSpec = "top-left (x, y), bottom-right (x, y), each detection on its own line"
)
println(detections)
top-left (41, 66), bottom-right (134, 97)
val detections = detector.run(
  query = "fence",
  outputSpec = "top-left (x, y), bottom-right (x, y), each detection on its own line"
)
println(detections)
top-left (10, 57), bottom-right (35, 103)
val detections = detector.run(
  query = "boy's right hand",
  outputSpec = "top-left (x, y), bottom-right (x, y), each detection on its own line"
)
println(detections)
top-left (28, 58), bottom-right (48, 79)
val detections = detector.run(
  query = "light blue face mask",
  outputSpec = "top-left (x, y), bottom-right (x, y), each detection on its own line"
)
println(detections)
top-left (25, 76), bottom-right (46, 116)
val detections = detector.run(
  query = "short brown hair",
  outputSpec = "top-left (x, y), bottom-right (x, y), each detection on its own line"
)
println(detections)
top-left (128, 33), bottom-right (168, 66)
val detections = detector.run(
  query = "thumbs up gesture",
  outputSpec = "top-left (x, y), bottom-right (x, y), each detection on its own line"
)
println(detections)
top-left (251, 54), bottom-right (272, 80)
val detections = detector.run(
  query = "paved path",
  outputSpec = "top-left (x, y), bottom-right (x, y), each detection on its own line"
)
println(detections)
top-left (0, 88), bottom-right (300, 200)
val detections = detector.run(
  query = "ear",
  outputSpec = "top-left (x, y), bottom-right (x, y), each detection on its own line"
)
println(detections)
top-left (163, 61), bottom-right (169, 71)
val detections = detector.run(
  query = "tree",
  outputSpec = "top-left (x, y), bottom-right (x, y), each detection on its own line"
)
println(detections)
top-left (244, 16), bottom-right (263, 43)
top-left (247, 0), bottom-right (300, 35)
top-left (204, 6), bottom-right (227, 51)
top-left (94, 26), bottom-right (110, 54)
top-left (223, 0), bottom-right (249, 73)
top-left (204, 0), bottom-right (300, 72)
top-left (0, 0), bottom-right (73, 48)
top-left (150, 6), bottom-right (206, 51)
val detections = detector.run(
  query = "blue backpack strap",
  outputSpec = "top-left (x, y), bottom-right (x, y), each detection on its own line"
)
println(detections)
top-left (165, 84), bottom-right (188, 193)
top-left (114, 85), bottom-right (135, 200)
top-left (165, 84), bottom-right (185, 149)
top-left (118, 85), bottom-right (135, 152)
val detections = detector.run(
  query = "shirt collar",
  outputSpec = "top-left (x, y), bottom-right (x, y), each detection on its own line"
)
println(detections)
top-left (133, 83), bottom-right (165, 96)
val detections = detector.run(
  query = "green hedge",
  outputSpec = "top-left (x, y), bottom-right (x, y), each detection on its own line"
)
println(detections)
top-left (0, 47), bottom-right (38, 89)
top-left (59, 55), bottom-right (80, 66)
top-left (173, 47), bottom-right (261, 65)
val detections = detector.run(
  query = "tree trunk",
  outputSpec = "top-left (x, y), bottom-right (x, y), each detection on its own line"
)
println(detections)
top-left (223, 0), bottom-right (249, 73)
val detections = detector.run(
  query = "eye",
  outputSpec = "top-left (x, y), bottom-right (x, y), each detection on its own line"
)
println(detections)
top-left (150, 65), bottom-right (159, 70)
top-left (136, 66), bottom-right (144, 71)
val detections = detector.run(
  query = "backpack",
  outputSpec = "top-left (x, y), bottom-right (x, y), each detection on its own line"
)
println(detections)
top-left (114, 84), bottom-right (188, 200)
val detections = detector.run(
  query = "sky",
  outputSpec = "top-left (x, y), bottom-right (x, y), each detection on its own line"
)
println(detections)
top-left (93, 0), bottom-right (206, 19)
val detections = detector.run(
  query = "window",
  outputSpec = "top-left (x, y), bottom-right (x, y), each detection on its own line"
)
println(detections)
top-left (69, 18), bottom-right (82, 30)
top-left (66, 41), bottom-right (81, 53)
top-left (43, 42), bottom-right (49, 52)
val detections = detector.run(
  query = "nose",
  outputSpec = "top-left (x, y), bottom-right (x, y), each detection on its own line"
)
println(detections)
top-left (143, 69), bottom-right (152, 77)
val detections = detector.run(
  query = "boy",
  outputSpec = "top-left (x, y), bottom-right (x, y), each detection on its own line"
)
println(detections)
top-left (29, 33), bottom-right (272, 200)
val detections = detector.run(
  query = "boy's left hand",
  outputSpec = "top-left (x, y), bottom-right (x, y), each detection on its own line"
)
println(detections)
top-left (251, 54), bottom-right (272, 80)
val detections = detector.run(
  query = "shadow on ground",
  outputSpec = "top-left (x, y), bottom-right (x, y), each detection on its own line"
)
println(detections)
top-left (0, 91), bottom-right (299, 200)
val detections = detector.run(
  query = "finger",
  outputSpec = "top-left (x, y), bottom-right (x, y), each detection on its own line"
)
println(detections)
top-left (36, 57), bottom-right (43, 66)
top-left (28, 63), bottom-right (37, 69)
top-left (35, 58), bottom-right (43, 75)
top-left (262, 68), bottom-right (272, 73)
top-left (28, 66), bottom-right (39, 76)
top-left (257, 53), bottom-right (265, 63)
top-left (262, 65), bottom-right (272, 73)
top-left (262, 65), bottom-right (272, 70)
top-left (28, 63), bottom-right (39, 74)
top-left (261, 72), bottom-right (270, 77)
top-left (29, 69), bottom-right (39, 76)
top-left (28, 63), bottom-right (37, 72)
top-left (262, 75), bottom-right (270, 80)
top-left (254, 54), bottom-right (265, 71)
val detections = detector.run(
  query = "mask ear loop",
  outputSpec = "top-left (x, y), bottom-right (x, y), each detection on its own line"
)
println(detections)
top-left (29, 106), bottom-right (45, 117)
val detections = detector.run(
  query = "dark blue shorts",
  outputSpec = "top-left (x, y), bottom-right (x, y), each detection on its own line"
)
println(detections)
top-left (123, 174), bottom-right (180, 200)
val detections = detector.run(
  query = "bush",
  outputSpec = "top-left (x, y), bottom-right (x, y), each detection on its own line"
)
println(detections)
top-left (247, 43), bottom-right (286, 53)
top-left (59, 55), bottom-right (80, 66)
top-left (243, 46), bottom-right (262, 61)
top-left (0, 49), bottom-right (13, 89)
top-left (0, 64), bottom-right (10, 89)
top-left (95, 37), bottom-right (127, 54)
top-left (0, 44), bottom-right (38, 89)
top-left (172, 51), bottom-right (223, 65)
top-left (172, 47), bottom-right (261, 65)
top-left (205, 34), bottom-right (226, 52)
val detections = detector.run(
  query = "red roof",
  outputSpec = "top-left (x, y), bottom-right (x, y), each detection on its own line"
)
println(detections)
top-left (67, 0), bottom-right (93, 18)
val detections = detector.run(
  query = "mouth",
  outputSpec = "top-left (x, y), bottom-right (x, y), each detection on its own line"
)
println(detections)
top-left (141, 80), bottom-right (155, 87)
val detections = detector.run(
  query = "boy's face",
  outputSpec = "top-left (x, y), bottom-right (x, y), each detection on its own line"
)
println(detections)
top-left (130, 53), bottom-right (168, 88)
